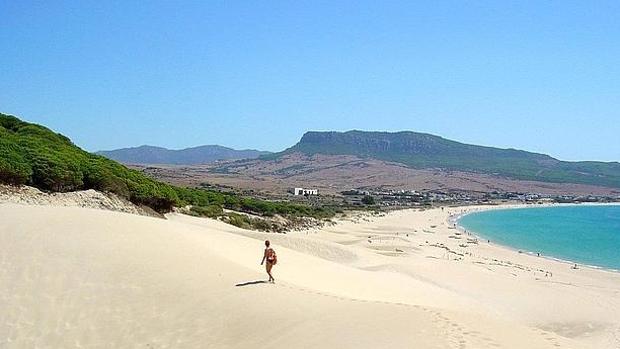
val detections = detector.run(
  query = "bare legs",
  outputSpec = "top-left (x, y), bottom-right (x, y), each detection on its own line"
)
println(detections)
top-left (266, 263), bottom-right (275, 283)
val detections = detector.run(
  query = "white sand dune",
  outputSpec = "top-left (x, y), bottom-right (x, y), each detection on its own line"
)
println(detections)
top-left (1, 203), bottom-right (618, 348)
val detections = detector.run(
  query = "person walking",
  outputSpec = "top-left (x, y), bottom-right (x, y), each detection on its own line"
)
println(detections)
top-left (261, 240), bottom-right (277, 283)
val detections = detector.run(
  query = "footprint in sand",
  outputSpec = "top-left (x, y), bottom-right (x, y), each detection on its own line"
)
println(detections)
top-left (271, 283), bottom-right (508, 349)
top-left (536, 329), bottom-right (564, 348)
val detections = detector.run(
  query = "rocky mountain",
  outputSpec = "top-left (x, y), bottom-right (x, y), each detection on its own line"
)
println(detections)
top-left (141, 153), bottom-right (619, 197)
top-left (97, 145), bottom-right (270, 165)
top-left (269, 130), bottom-right (620, 189)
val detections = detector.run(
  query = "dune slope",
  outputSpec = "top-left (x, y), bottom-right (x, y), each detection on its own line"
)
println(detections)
top-left (0, 204), bottom-right (591, 348)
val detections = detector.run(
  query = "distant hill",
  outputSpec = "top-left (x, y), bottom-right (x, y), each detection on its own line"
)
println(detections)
top-left (97, 145), bottom-right (271, 165)
top-left (269, 130), bottom-right (620, 189)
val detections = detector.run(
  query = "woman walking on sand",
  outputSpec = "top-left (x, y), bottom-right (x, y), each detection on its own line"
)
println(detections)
top-left (261, 240), bottom-right (277, 283)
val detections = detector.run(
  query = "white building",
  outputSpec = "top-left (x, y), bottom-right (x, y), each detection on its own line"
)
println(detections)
top-left (290, 187), bottom-right (319, 196)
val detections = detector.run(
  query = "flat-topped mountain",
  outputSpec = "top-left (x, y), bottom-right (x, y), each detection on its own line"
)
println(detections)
top-left (271, 130), bottom-right (620, 189)
top-left (97, 145), bottom-right (270, 165)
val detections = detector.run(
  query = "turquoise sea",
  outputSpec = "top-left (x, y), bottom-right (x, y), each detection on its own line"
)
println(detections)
top-left (458, 205), bottom-right (620, 271)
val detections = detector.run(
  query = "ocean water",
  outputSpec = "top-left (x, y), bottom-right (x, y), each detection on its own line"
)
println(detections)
top-left (458, 205), bottom-right (620, 271)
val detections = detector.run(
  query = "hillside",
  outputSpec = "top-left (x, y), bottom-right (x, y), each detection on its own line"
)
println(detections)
top-left (273, 130), bottom-right (620, 189)
top-left (97, 145), bottom-right (270, 165)
top-left (0, 113), bottom-right (334, 221)
top-left (141, 153), bottom-right (618, 197)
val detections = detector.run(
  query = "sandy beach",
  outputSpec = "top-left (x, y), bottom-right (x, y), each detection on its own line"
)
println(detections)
top-left (1, 202), bottom-right (619, 348)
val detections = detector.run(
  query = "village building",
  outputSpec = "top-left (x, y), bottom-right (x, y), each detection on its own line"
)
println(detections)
top-left (289, 187), bottom-right (319, 196)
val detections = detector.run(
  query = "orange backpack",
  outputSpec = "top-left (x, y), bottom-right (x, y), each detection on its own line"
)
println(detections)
top-left (267, 248), bottom-right (277, 265)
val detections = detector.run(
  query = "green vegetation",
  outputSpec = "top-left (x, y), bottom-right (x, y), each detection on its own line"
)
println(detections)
top-left (0, 113), bottom-right (336, 220)
top-left (361, 195), bottom-right (376, 205)
top-left (223, 213), bottom-right (276, 232)
top-left (274, 130), bottom-right (620, 189)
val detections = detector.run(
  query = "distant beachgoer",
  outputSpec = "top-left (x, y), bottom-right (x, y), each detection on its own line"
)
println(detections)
top-left (261, 240), bottom-right (277, 283)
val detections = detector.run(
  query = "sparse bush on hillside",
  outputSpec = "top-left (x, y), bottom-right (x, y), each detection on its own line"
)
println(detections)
top-left (223, 213), bottom-right (277, 232)
top-left (190, 205), bottom-right (224, 218)
top-left (362, 195), bottom-right (375, 205)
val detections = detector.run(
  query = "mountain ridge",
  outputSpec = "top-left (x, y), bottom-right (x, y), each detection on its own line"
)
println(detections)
top-left (97, 145), bottom-right (270, 165)
top-left (268, 130), bottom-right (620, 188)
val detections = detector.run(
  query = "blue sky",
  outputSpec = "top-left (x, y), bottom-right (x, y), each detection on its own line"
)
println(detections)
top-left (1, 1), bottom-right (618, 161)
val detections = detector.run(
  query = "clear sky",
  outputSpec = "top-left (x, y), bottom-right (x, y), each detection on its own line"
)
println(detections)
top-left (1, 1), bottom-right (618, 161)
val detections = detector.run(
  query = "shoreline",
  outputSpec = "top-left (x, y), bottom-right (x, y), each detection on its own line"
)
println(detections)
top-left (304, 204), bottom-right (620, 347)
top-left (451, 203), bottom-right (620, 274)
